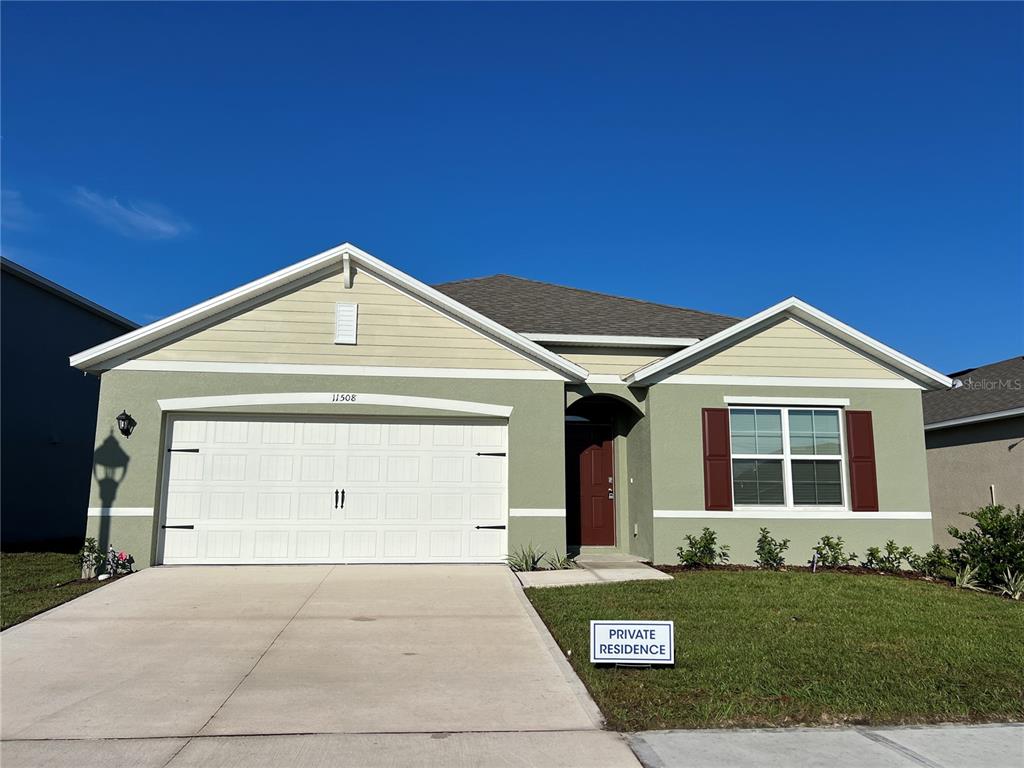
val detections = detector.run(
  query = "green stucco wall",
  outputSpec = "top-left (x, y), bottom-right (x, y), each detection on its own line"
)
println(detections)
top-left (87, 369), bottom-right (935, 570)
top-left (644, 384), bottom-right (933, 564)
top-left (88, 369), bottom-right (567, 566)
top-left (653, 518), bottom-right (934, 566)
top-left (649, 385), bottom-right (932, 513)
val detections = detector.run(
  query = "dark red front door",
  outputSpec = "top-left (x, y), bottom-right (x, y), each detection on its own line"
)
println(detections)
top-left (567, 425), bottom-right (615, 546)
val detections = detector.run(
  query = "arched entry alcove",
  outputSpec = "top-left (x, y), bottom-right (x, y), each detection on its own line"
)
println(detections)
top-left (565, 394), bottom-right (645, 554)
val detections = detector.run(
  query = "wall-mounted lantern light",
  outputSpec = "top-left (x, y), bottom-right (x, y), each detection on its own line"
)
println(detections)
top-left (116, 410), bottom-right (137, 438)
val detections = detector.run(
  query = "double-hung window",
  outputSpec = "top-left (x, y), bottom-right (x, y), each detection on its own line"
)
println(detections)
top-left (729, 407), bottom-right (845, 508)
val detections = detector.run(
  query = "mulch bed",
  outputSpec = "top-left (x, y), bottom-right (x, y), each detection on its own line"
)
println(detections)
top-left (653, 562), bottom-right (955, 587)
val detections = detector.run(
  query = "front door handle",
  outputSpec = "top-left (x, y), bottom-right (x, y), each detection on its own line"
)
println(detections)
top-left (608, 490), bottom-right (615, 499)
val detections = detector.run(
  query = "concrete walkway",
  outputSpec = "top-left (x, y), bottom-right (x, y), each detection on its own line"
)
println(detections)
top-left (629, 723), bottom-right (1024, 768)
top-left (1, 565), bottom-right (639, 767)
top-left (517, 551), bottom-right (673, 588)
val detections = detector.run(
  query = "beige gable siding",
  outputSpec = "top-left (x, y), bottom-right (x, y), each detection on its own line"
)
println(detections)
top-left (545, 345), bottom-right (675, 376)
top-left (141, 269), bottom-right (545, 370)
top-left (685, 318), bottom-right (901, 379)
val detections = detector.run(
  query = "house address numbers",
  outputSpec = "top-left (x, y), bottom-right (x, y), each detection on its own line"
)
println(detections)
top-left (331, 393), bottom-right (358, 403)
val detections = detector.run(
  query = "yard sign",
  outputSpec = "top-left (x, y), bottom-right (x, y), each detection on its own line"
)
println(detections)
top-left (590, 620), bottom-right (674, 665)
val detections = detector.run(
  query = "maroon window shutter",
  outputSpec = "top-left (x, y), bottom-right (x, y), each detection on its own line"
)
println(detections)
top-left (702, 408), bottom-right (733, 511)
top-left (845, 410), bottom-right (879, 511)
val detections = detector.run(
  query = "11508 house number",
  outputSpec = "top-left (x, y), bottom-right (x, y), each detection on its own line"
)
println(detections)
top-left (331, 393), bottom-right (357, 403)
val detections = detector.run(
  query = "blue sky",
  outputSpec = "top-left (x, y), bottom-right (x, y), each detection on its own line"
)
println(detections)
top-left (2, 2), bottom-right (1020, 373)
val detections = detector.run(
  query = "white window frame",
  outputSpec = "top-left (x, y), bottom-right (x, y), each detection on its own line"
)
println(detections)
top-left (728, 406), bottom-right (849, 512)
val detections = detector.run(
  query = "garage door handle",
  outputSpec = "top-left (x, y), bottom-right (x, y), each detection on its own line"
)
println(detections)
top-left (334, 489), bottom-right (339, 509)
top-left (336, 489), bottom-right (345, 509)
top-left (475, 525), bottom-right (506, 530)
top-left (162, 524), bottom-right (195, 530)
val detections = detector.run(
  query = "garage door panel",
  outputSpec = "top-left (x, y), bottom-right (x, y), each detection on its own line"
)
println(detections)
top-left (161, 418), bottom-right (507, 565)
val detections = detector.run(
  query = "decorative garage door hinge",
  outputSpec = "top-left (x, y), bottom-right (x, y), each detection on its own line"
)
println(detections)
top-left (162, 524), bottom-right (195, 530)
top-left (474, 525), bottom-right (507, 530)
top-left (167, 448), bottom-right (200, 453)
top-left (475, 452), bottom-right (506, 457)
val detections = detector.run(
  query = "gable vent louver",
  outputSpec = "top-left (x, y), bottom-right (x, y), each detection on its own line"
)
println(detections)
top-left (334, 302), bottom-right (358, 345)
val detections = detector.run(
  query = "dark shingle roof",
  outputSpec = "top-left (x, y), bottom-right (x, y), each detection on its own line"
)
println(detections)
top-left (433, 274), bottom-right (738, 339)
top-left (922, 356), bottom-right (1024, 425)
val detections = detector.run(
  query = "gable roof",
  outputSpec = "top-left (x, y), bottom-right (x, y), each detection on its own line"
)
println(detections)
top-left (923, 356), bottom-right (1024, 428)
top-left (2, 257), bottom-right (138, 330)
top-left (433, 275), bottom-right (738, 340)
top-left (69, 244), bottom-right (588, 381)
top-left (625, 296), bottom-right (953, 391)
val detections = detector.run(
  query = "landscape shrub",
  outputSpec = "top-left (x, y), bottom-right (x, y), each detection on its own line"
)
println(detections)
top-left (754, 528), bottom-right (789, 570)
top-left (997, 568), bottom-right (1024, 600)
top-left (507, 544), bottom-right (547, 572)
top-left (106, 546), bottom-right (135, 575)
top-left (908, 545), bottom-right (953, 578)
top-left (862, 540), bottom-right (915, 572)
top-left (947, 504), bottom-right (1024, 589)
top-left (677, 527), bottom-right (730, 567)
top-left (545, 551), bottom-right (577, 570)
top-left (810, 535), bottom-right (857, 568)
top-left (76, 538), bottom-right (105, 578)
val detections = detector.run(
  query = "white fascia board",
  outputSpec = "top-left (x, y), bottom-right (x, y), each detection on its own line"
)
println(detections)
top-left (70, 243), bottom-right (589, 382)
top-left (724, 396), bottom-right (851, 407)
top-left (625, 297), bottom-right (953, 391)
top-left (924, 406), bottom-right (1024, 431)
top-left (343, 244), bottom-right (588, 381)
top-left (524, 333), bottom-right (699, 348)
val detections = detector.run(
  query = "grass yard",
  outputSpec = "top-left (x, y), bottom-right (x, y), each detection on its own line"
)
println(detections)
top-left (1, 552), bottom-right (107, 630)
top-left (526, 571), bottom-right (1024, 731)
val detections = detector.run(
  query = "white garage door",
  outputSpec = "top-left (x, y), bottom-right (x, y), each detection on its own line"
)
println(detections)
top-left (159, 417), bottom-right (508, 564)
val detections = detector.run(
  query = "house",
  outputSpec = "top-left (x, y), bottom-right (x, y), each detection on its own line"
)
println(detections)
top-left (69, 243), bottom-right (950, 567)
top-left (2, 258), bottom-right (138, 550)
top-left (922, 356), bottom-right (1024, 547)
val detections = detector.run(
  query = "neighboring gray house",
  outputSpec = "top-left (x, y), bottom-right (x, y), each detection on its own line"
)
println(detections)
top-left (69, 243), bottom-right (951, 569)
top-left (1, 258), bottom-right (137, 550)
top-left (923, 356), bottom-right (1024, 547)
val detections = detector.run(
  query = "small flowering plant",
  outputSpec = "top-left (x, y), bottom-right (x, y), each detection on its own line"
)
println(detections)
top-left (106, 546), bottom-right (135, 576)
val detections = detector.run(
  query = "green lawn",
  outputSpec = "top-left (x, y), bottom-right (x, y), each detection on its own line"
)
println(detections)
top-left (1, 552), bottom-right (107, 630)
top-left (526, 571), bottom-right (1024, 731)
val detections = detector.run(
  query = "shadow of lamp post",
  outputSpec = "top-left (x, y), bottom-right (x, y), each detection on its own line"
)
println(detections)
top-left (93, 429), bottom-right (131, 555)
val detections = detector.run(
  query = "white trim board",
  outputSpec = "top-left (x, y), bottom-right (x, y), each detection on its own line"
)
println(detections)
top-left (924, 406), bottom-right (1024, 431)
top-left (724, 396), bottom-right (851, 406)
top-left (509, 508), bottom-right (566, 518)
top-left (88, 507), bottom-right (154, 517)
top-left (655, 374), bottom-right (922, 389)
top-left (626, 297), bottom-right (952, 391)
top-left (525, 333), bottom-right (698, 348)
top-left (653, 510), bottom-right (931, 520)
top-left (115, 359), bottom-right (563, 380)
top-left (157, 392), bottom-right (514, 417)
top-left (69, 243), bottom-right (589, 382)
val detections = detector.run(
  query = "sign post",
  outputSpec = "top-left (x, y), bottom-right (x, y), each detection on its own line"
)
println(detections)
top-left (590, 620), bottom-right (674, 666)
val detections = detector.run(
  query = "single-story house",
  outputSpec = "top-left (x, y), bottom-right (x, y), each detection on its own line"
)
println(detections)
top-left (922, 356), bottom-right (1024, 547)
top-left (2, 257), bottom-right (138, 550)
top-left (70, 243), bottom-right (950, 567)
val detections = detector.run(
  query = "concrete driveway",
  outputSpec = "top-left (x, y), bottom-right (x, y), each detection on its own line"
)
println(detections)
top-left (1, 565), bottom-right (639, 767)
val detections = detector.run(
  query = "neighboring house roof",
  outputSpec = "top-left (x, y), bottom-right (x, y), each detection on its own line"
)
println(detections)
top-left (1, 257), bottom-right (138, 330)
top-left (922, 356), bottom-right (1024, 429)
top-left (625, 297), bottom-right (953, 391)
top-left (433, 274), bottom-right (739, 339)
top-left (69, 243), bottom-right (589, 381)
